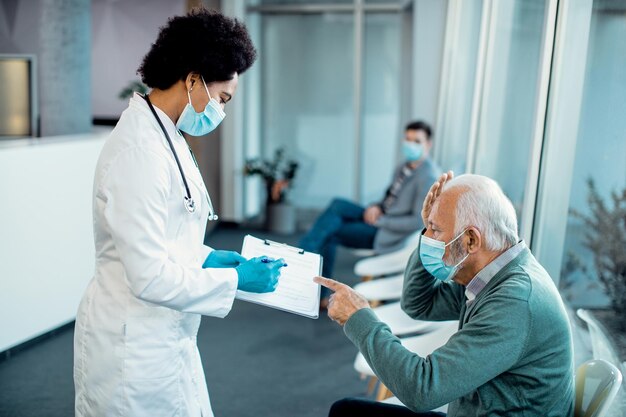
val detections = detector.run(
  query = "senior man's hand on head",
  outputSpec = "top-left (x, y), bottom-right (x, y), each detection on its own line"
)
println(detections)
top-left (421, 170), bottom-right (454, 229)
top-left (314, 277), bottom-right (370, 326)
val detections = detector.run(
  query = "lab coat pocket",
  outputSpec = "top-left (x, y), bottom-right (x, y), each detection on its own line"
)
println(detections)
top-left (123, 315), bottom-right (179, 380)
top-left (124, 375), bottom-right (181, 416)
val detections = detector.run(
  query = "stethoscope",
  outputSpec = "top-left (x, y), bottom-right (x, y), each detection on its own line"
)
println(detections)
top-left (144, 94), bottom-right (218, 221)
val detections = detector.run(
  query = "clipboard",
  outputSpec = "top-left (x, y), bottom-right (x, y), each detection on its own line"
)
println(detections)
top-left (236, 235), bottom-right (323, 319)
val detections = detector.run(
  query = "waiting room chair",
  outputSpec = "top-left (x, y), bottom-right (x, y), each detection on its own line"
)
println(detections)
top-left (350, 248), bottom-right (376, 257)
top-left (575, 359), bottom-right (623, 417)
top-left (354, 320), bottom-right (458, 400)
top-left (382, 396), bottom-right (448, 414)
top-left (377, 355), bottom-right (622, 417)
top-left (353, 274), bottom-right (404, 305)
top-left (353, 231), bottom-right (421, 279)
top-left (577, 309), bottom-right (626, 374)
top-left (371, 301), bottom-right (441, 337)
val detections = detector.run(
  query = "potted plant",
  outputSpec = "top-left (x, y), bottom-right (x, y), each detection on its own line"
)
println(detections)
top-left (244, 147), bottom-right (299, 234)
top-left (118, 80), bottom-right (148, 100)
top-left (565, 179), bottom-right (626, 331)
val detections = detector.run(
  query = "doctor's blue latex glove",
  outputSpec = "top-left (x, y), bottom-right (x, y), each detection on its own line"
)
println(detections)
top-left (235, 257), bottom-right (286, 293)
top-left (202, 250), bottom-right (247, 269)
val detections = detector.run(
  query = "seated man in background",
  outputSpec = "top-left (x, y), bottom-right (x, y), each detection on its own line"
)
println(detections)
top-left (315, 172), bottom-right (574, 417)
top-left (300, 121), bottom-right (440, 304)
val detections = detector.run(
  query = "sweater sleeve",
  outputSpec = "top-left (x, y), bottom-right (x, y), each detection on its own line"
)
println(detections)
top-left (401, 238), bottom-right (466, 321)
top-left (344, 296), bottom-right (531, 412)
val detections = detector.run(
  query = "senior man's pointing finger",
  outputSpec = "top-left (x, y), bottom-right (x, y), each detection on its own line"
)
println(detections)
top-left (314, 276), bottom-right (371, 326)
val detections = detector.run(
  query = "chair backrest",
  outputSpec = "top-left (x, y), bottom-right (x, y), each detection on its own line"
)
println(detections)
top-left (405, 230), bottom-right (422, 247)
top-left (576, 309), bottom-right (622, 372)
top-left (575, 359), bottom-right (623, 417)
top-left (353, 230), bottom-right (421, 277)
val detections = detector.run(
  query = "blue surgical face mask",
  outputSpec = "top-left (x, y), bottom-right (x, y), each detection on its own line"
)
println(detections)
top-left (419, 231), bottom-right (469, 281)
top-left (402, 141), bottom-right (423, 161)
top-left (176, 77), bottom-right (226, 136)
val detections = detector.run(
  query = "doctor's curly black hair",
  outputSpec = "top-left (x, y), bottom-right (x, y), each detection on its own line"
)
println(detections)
top-left (138, 8), bottom-right (257, 89)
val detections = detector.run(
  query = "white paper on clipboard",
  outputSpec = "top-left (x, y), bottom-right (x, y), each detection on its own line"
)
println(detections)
top-left (236, 234), bottom-right (323, 319)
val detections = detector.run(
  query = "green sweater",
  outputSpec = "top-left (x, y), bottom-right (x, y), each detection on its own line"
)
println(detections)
top-left (344, 245), bottom-right (574, 416)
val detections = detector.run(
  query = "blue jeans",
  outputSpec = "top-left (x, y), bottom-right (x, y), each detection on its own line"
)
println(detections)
top-left (299, 198), bottom-right (377, 296)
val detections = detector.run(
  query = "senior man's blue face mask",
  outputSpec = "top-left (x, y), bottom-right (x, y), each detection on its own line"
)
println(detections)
top-left (419, 230), bottom-right (469, 281)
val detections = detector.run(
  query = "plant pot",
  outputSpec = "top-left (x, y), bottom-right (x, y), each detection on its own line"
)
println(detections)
top-left (266, 203), bottom-right (296, 235)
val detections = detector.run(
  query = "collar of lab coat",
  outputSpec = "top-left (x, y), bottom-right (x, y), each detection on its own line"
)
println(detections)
top-left (129, 92), bottom-right (186, 145)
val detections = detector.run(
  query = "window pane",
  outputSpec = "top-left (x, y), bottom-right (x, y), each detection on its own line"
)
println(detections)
top-left (360, 12), bottom-right (402, 204)
top-left (558, 0), bottom-right (626, 312)
top-left (473, 0), bottom-right (547, 222)
top-left (435, 0), bottom-right (483, 174)
top-left (261, 14), bottom-right (355, 208)
top-left (250, 0), bottom-right (353, 5)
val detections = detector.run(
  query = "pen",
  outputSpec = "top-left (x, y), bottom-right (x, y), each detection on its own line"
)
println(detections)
top-left (261, 257), bottom-right (288, 267)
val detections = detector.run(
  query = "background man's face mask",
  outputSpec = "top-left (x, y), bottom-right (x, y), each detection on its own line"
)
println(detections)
top-left (402, 141), bottom-right (423, 161)
top-left (176, 77), bottom-right (226, 136)
top-left (419, 230), bottom-right (469, 281)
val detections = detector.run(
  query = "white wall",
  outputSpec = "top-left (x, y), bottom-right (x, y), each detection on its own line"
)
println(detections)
top-left (0, 1), bottom-right (42, 55)
top-left (91, 0), bottom-right (185, 118)
top-left (0, 132), bottom-right (108, 352)
top-left (0, 1), bottom-right (187, 121)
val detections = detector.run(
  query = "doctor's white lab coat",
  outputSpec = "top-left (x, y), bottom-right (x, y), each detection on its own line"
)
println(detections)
top-left (74, 94), bottom-right (238, 417)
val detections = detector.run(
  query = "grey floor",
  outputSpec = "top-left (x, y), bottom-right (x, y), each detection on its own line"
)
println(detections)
top-left (0, 225), bottom-right (369, 417)
top-left (2, 225), bottom-right (623, 417)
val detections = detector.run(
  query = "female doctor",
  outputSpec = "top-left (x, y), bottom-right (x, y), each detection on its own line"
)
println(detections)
top-left (74, 9), bottom-right (284, 417)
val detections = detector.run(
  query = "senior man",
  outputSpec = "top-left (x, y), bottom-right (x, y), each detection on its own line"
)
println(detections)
top-left (315, 172), bottom-right (574, 417)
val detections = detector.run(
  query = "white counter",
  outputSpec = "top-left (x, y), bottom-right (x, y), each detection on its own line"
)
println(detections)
top-left (0, 130), bottom-right (109, 352)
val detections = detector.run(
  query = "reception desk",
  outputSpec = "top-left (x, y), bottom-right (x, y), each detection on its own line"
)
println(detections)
top-left (0, 130), bottom-right (109, 352)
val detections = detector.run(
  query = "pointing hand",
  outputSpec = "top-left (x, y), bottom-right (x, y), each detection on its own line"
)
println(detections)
top-left (313, 276), bottom-right (370, 326)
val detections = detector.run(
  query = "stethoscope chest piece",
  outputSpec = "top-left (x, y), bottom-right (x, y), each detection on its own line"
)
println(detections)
top-left (184, 196), bottom-right (196, 213)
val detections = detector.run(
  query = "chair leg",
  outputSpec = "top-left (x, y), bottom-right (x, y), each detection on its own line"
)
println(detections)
top-left (376, 382), bottom-right (393, 401)
top-left (366, 376), bottom-right (378, 395)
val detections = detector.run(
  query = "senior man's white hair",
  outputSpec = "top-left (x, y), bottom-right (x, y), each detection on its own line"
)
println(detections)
top-left (442, 174), bottom-right (519, 251)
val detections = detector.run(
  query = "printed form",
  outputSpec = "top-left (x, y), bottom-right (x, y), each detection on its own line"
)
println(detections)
top-left (237, 234), bottom-right (322, 319)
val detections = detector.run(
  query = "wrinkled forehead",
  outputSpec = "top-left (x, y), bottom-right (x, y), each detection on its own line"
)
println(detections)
top-left (429, 189), bottom-right (461, 230)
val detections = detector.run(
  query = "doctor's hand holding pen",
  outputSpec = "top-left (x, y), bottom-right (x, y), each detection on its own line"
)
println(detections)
top-left (235, 256), bottom-right (287, 293)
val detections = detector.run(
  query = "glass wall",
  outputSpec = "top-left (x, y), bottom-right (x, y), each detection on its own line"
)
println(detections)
top-left (534, 0), bottom-right (626, 311)
top-left (532, 3), bottom-right (626, 413)
top-left (472, 0), bottom-right (549, 225)
top-left (434, 0), bottom-right (483, 174)
top-left (430, 4), bottom-right (626, 411)
top-left (260, 13), bottom-right (356, 208)
top-left (248, 2), bottom-right (412, 210)
top-left (360, 12), bottom-right (402, 204)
